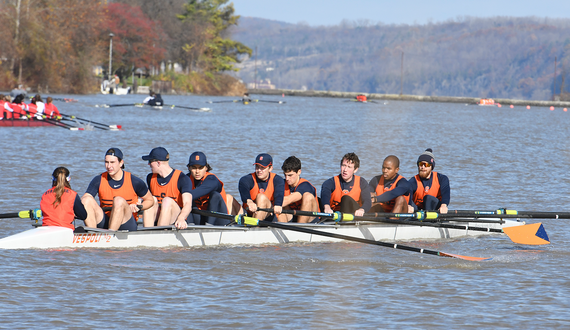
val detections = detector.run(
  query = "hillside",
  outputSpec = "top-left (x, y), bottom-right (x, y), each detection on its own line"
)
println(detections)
top-left (231, 17), bottom-right (570, 100)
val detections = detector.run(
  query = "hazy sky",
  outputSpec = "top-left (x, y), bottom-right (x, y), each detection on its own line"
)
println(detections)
top-left (232, 0), bottom-right (570, 26)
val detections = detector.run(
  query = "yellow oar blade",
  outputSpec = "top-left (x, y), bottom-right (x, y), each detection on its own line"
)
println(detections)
top-left (439, 252), bottom-right (492, 261)
top-left (503, 223), bottom-right (550, 245)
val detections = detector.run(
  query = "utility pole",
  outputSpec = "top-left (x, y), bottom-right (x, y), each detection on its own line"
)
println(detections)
top-left (108, 33), bottom-right (114, 79)
top-left (254, 46), bottom-right (258, 89)
top-left (400, 51), bottom-right (404, 96)
top-left (561, 63), bottom-right (566, 98)
top-left (553, 56), bottom-right (557, 101)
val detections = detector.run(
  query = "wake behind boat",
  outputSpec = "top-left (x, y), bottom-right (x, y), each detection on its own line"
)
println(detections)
top-left (0, 218), bottom-right (525, 250)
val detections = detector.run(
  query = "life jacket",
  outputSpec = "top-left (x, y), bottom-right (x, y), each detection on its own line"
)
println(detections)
top-left (330, 175), bottom-right (362, 211)
top-left (356, 95), bottom-right (367, 102)
top-left (191, 172), bottom-right (227, 210)
top-left (40, 187), bottom-right (77, 230)
top-left (374, 174), bottom-right (410, 212)
top-left (284, 178), bottom-right (320, 211)
top-left (45, 103), bottom-right (60, 118)
top-left (413, 172), bottom-right (442, 210)
top-left (150, 169), bottom-right (184, 208)
top-left (98, 171), bottom-right (139, 219)
top-left (245, 172), bottom-right (275, 208)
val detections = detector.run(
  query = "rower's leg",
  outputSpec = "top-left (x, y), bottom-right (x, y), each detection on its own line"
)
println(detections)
top-left (80, 193), bottom-right (104, 228)
top-left (277, 207), bottom-right (292, 222)
top-left (206, 192), bottom-right (230, 225)
top-left (392, 196), bottom-right (408, 214)
top-left (227, 194), bottom-right (244, 216)
top-left (108, 196), bottom-right (132, 231)
top-left (297, 192), bottom-right (318, 223)
top-left (143, 196), bottom-right (159, 227)
top-left (254, 194), bottom-right (271, 221)
top-left (157, 197), bottom-right (181, 226)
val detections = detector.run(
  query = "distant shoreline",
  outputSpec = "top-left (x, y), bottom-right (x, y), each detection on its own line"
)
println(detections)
top-left (249, 88), bottom-right (570, 108)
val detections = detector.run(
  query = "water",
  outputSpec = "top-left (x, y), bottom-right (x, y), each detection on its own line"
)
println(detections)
top-left (1, 94), bottom-right (569, 329)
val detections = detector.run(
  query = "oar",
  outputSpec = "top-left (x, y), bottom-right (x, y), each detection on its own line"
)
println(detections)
top-left (254, 100), bottom-right (286, 104)
top-left (37, 116), bottom-right (85, 131)
top-left (205, 100), bottom-right (239, 104)
top-left (449, 209), bottom-right (570, 219)
top-left (192, 208), bottom-right (490, 261)
top-left (0, 209), bottom-right (42, 219)
top-left (59, 113), bottom-right (121, 130)
top-left (51, 97), bottom-right (78, 102)
top-left (259, 208), bottom-right (550, 245)
top-left (165, 104), bottom-right (212, 111)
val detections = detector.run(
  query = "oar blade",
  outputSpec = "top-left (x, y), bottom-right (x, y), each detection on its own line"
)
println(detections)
top-left (503, 222), bottom-right (550, 245)
top-left (439, 252), bottom-right (492, 261)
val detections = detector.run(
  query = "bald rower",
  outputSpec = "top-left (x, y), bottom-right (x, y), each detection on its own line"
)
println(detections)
top-left (368, 155), bottom-right (411, 213)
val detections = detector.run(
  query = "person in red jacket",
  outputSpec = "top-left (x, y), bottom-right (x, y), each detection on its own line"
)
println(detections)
top-left (40, 167), bottom-right (87, 230)
top-left (45, 97), bottom-right (61, 119)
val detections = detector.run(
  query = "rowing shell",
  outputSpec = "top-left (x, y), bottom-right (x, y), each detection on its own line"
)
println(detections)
top-left (0, 219), bottom-right (524, 249)
top-left (0, 119), bottom-right (56, 127)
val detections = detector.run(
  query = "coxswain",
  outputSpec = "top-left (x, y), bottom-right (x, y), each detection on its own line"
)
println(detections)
top-left (45, 97), bottom-right (61, 119)
top-left (81, 148), bottom-right (154, 231)
top-left (368, 155), bottom-right (411, 213)
top-left (238, 153), bottom-right (285, 221)
top-left (278, 156), bottom-right (319, 223)
top-left (321, 152), bottom-right (371, 216)
top-left (143, 91), bottom-right (163, 106)
top-left (40, 167), bottom-right (87, 230)
top-left (408, 148), bottom-right (450, 214)
top-left (141, 147), bottom-right (193, 229)
top-left (187, 152), bottom-right (242, 226)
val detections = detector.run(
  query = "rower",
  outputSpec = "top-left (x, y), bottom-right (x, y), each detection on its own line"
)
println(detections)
top-left (141, 147), bottom-right (193, 229)
top-left (242, 92), bottom-right (252, 104)
top-left (143, 90), bottom-right (163, 106)
top-left (408, 148), bottom-right (450, 214)
top-left (278, 156), bottom-right (319, 223)
top-left (81, 148), bottom-right (154, 231)
top-left (321, 152), bottom-right (371, 216)
top-left (369, 155), bottom-right (411, 214)
top-left (45, 97), bottom-right (61, 119)
top-left (356, 94), bottom-right (367, 102)
top-left (33, 94), bottom-right (45, 119)
top-left (187, 152), bottom-right (242, 226)
top-left (40, 167), bottom-right (87, 229)
top-left (238, 153), bottom-right (285, 221)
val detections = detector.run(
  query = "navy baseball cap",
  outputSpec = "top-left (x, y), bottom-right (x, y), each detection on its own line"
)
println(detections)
top-left (254, 153), bottom-right (273, 167)
top-left (142, 147), bottom-right (169, 161)
top-left (105, 147), bottom-right (123, 160)
top-left (187, 151), bottom-right (207, 166)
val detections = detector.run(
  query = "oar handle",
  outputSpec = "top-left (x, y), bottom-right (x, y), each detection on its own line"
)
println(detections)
top-left (190, 208), bottom-right (258, 226)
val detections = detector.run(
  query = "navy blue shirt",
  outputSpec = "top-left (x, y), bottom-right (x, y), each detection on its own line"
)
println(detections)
top-left (408, 172), bottom-right (450, 206)
top-left (369, 174), bottom-right (411, 203)
top-left (187, 173), bottom-right (224, 199)
top-left (321, 175), bottom-right (371, 211)
top-left (86, 172), bottom-right (149, 198)
top-left (238, 173), bottom-right (285, 206)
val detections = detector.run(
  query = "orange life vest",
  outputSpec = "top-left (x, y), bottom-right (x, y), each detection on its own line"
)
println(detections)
top-left (98, 171), bottom-right (139, 218)
top-left (374, 174), bottom-right (410, 212)
top-left (245, 172), bottom-right (275, 208)
top-left (150, 169), bottom-right (184, 208)
top-left (412, 172), bottom-right (442, 209)
top-left (356, 95), bottom-right (367, 102)
top-left (330, 175), bottom-right (362, 211)
top-left (192, 172), bottom-right (227, 210)
top-left (284, 178), bottom-right (319, 211)
top-left (40, 187), bottom-right (77, 230)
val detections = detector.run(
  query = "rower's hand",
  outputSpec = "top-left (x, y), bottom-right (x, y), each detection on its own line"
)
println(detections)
top-left (408, 205), bottom-right (414, 213)
top-left (174, 217), bottom-right (188, 229)
top-left (439, 204), bottom-right (448, 214)
top-left (355, 208), bottom-right (365, 217)
top-left (247, 200), bottom-right (257, 213)
top-left (324, 205), bottom-right (333, 214)
top-left (129, 204), bottom-right (140, 214)
top-left (273, 205), bottom-right (282, 215)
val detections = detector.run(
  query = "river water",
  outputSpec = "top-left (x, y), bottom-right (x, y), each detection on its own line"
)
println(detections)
top-left (0, 94), bottom-right (569, 329)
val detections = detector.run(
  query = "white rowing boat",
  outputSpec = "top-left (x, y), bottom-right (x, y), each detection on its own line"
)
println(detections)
top-left (0, 219), bottom-right (524, 250)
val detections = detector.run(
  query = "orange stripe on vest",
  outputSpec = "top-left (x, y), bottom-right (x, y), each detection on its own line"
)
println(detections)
top-left (330, 175), bottom-right (362, 211)
top-left (192, 172), bottom-right (227, 210)
top-left (374, 174), bottom-right (410, 212)
top-left (99, 172), bottom-right (139, 219)
top-left (412, 172), bottom-right (441, 210)
top-left (150, 169), bottom-right (183, 208)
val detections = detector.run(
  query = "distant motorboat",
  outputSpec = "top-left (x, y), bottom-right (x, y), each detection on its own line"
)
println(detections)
top-left (478, 98), bottom-right (496, 106)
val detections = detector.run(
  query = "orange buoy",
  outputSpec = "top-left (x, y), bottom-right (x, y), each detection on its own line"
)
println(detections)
top-left (527, 105), bottom-right (531, 109)
top-left (550, 106), bottom-right (555, 111)
top-left (510, 105), bottom-right (514, 108)
top-left (564, 108), bottom-right (568, 112)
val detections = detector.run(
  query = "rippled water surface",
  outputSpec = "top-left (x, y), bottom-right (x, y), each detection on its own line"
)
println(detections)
top-left (1, 94), bottom-right (569, 329)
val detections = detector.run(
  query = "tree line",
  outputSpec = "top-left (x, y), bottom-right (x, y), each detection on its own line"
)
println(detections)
top-left (0, 0), bottom-right (251, 93)
top-left (231, 17), bottom-right (570, 101)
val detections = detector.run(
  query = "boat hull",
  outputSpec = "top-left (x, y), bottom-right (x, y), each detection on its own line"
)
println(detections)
top-left (0, 220), bottom-right (524, 249)
top-left (0, 119), bottom-right (55, 127)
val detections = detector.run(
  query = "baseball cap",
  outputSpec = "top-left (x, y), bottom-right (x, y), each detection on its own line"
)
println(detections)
top-left (105, 147), bottom-right (124, 160)
top-left (187, 151), bottom-right (207, 166)
top-left (142, 147), bottom-right (169, 161)
top-left (254, 153), bottom-right (273, 167)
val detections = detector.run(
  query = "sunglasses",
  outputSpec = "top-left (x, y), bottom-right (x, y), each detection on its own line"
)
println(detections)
top-left (418, 161), bottom-right (433, 168)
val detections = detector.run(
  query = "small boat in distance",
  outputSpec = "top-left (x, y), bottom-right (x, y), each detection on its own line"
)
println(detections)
top-left (478, 99), bottom-right (496, 106)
